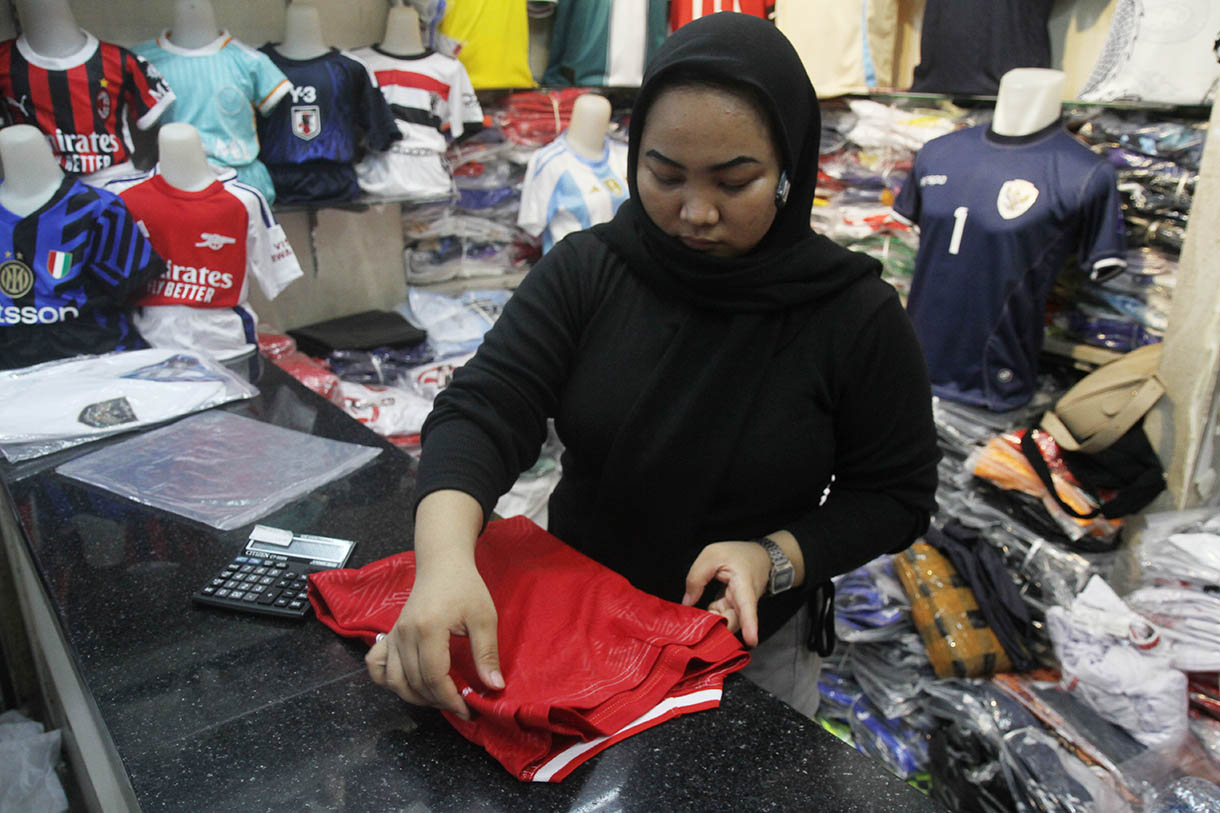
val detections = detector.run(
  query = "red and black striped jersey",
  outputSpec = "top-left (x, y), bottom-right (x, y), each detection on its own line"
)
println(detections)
top-left (0, 32), bottom-right (175, 177)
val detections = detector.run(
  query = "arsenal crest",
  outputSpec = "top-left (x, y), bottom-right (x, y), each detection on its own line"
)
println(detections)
top-left (996, 179), bottom-right (1040, 220)
top-left (292, 105), bottom-right (322, 141)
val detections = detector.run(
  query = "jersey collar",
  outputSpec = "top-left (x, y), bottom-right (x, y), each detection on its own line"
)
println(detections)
top-left (16, 30), bottom-right (98, 72)
top-left (156, 30), bottom-right (234, 57)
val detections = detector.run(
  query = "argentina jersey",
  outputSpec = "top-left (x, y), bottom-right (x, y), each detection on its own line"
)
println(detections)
top-left (0, 177), bottom-right (164, 369)
top-left (893, 121), bottom-right (1126, 411)
top-left (518, 135), bottom-right (629, 254)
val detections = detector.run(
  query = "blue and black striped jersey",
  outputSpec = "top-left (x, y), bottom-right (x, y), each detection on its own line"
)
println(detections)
top-left (0, 178), bottom-right (165, 369)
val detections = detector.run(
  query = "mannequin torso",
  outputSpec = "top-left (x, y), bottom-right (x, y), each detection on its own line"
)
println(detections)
top-left (991, 68), bottom-right (1065, 137)
top-left (380, 6), bottom-right (425, 57)
top-left (276, 4), bottom-right (330, 61)
top-left (168, 0), bottom-right (223, 50)
top-left (0, 125), bottom-right (66, 217)
top-left (158, 123), bottom-right (216, 191)
top-left (14, 0), bottom-right (86, 59)
top-left (565, 94), bottom-right (612, 161)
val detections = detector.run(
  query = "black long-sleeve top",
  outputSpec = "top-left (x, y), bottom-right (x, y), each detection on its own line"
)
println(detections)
top-left (415, 231), bottom-right (940, 637)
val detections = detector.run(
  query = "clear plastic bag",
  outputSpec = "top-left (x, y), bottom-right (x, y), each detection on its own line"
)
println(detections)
top-left (57, 410), bottom-right (381, 530)
top-left (0, 349), bottom-right (259, 462)
top-left (0, 710), bottom-right (68, 813)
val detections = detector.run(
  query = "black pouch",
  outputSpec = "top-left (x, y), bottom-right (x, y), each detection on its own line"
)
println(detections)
top-left (1019, 418), bottom-right (1165, 523)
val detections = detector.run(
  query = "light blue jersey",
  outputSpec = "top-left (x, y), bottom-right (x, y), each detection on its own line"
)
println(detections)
top-left (132, 32), bottom-right (290, 203)
top-left (517, 134), bottom-right (628, 254)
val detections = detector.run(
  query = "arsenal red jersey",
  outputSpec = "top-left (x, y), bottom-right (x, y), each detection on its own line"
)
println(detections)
top-left (0, 32), bottom-right (174, 176)
top-left (309, 516), bottom-right (749, 782)
top-left (118, 174), bottom-right (302, 359)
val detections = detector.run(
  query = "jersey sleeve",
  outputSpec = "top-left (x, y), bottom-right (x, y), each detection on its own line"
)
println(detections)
top-left (891, 161), bottom-right (921, 224)
top-left (234, 183), bottom-right (303, 299)
top-left (516, 150), bottom-right (549, 238)
top-left (89, 192), bottom-right (166, 306)
top-left (249, 50), bottom-right (292, 116)
top-left (121, 47), bottom-right (176, 131)
top-left (452, 62), bottom-right (484, 138)
top-left (351, 56), bottom-right (402, 153)
top-left (1076, 161), bottom-right (1128, 281)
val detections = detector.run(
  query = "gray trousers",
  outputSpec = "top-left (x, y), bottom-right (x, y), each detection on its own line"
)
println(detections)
top-left (740, 604), bottom-right (823, 718)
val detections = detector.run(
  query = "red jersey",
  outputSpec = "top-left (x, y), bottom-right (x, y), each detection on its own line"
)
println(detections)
top-left (118, 174), bottom-right (302, 359)
top-left (0, 32), bottom-right (174, 176)
top-left (309, 516), bottom-right (750, 782)
top-left (670, 0), bottom-right (772, 31)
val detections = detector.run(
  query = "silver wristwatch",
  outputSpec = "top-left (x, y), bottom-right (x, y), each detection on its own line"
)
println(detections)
top-left (755, 537), bottom-right (795, 595)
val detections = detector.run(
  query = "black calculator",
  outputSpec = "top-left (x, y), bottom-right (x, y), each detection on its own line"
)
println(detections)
top-left (193, 525), bottom-right (356, 619)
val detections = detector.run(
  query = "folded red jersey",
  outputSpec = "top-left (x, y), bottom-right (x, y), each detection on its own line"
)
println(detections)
top-left (308, 516), bottom-right (749, 781)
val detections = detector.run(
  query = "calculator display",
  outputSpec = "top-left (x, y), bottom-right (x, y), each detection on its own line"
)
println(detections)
top-left (248, 537), bottom-right (343, 563)
top-left (193, 527), bottom-right (356, 619)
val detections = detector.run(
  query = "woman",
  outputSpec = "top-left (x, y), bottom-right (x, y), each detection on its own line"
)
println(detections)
top-left (368, 13), bottom-right (939, 720)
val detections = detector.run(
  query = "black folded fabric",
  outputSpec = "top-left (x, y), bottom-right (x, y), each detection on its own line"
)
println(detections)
top-left (287, 310), bottom-right (427, 357)
top-left (925, 522), bottom-right (1036, 672)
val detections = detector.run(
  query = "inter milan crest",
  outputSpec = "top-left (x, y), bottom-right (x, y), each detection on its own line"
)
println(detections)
top-left (0, 259), bottom-right (34, 299)
top-left (996, 179), bottom-right (1040, 220)
top-left (292, 105), bottom-right (322, 141)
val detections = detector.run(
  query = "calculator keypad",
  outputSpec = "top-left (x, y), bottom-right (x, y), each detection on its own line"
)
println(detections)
top-left (193, 554), bottom-right (322, 619)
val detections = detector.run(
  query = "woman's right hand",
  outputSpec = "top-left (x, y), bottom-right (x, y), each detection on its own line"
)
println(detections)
top-left (366, 489), bottom-right (502, 720)
top-left (367, 561), bottom-right (504, 720)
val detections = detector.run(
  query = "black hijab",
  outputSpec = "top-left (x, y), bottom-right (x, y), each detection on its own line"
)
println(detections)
top-left (591, 11), bottom-right (878, 310)
top-left (581, 13), bottom-right (881, 604)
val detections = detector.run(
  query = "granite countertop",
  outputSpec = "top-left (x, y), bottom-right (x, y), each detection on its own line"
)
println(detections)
top-left (2, 357), bottom-right (942, 812)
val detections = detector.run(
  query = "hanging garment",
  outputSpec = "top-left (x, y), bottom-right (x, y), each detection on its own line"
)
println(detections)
top-left (257, 47), bottom-right (401, 204)
top-left (0, 177), bottom-right (163, 369)
top-left (543, 0), bottom-right (668, 87)
top-left (517, 134), bottom-right (628, 253)
top-left (133, 31), bottom-right (289, 202)
top-left (893, 121), bottom-right (1127, 411)
top-left (909, 0), bottom-right (1052, 96)
top-left (352, 47), bottom-right (483, 198)
top-left (0, 32), bottom-right (174, 181)
top-left (119, 174), bottom-right (303, 360)
top-left (308, 516), bottom-right (749, 782)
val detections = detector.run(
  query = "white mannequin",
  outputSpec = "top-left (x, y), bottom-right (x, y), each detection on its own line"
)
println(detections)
top-left (276, 3), bottom-right (330, 61)
top-left (0, 125), bottom-right (66, 217)
top-left (380, 5), bottom-right (425, 57)
top-left (991, 68), bottom-right (1065, 137)
top-left (14, 0), bottom-right (86, 59)
top-left (158, 123), bottom-right (216, 192)
top-left (565, 94), bottom-right (612, 161)
top-left (168, 0), bottom-right (223, 50)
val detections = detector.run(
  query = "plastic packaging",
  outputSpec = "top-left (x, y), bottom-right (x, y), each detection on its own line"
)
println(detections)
top-left (0, 349), bottom-right (259, 462)
top-left (894, 541), bottom-right (1014, 679)
top-left (0, 710), bottom-right (68, 812)
top-left (256, 330), bottom-right (298, 361)
top-left (270, 351), bottom-right (342, 405)
top-left (57, 410), bottom-right (381, 530)
top-left (396, 287), bottom-right (512, 358)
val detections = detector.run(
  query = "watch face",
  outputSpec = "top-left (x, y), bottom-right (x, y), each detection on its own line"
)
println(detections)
top-left (770, 566), bottom-right (795, 594)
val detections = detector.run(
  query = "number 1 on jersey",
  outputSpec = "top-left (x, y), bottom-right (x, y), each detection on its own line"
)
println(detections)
top-left (948, 206), bottom-right (968, 255)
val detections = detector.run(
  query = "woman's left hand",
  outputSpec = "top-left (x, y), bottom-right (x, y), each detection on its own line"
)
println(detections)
top-left (682, 540), bottom-right (773, 646)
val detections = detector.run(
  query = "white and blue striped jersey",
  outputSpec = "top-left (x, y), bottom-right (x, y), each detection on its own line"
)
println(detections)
top-left (517, 135), bottom-right (628, 254)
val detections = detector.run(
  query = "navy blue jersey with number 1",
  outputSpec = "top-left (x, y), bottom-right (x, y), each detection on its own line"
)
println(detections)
top-left (0, 177), bottom-right (165, 370)
top-left (893, 121), bottom-right (1126, 411)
